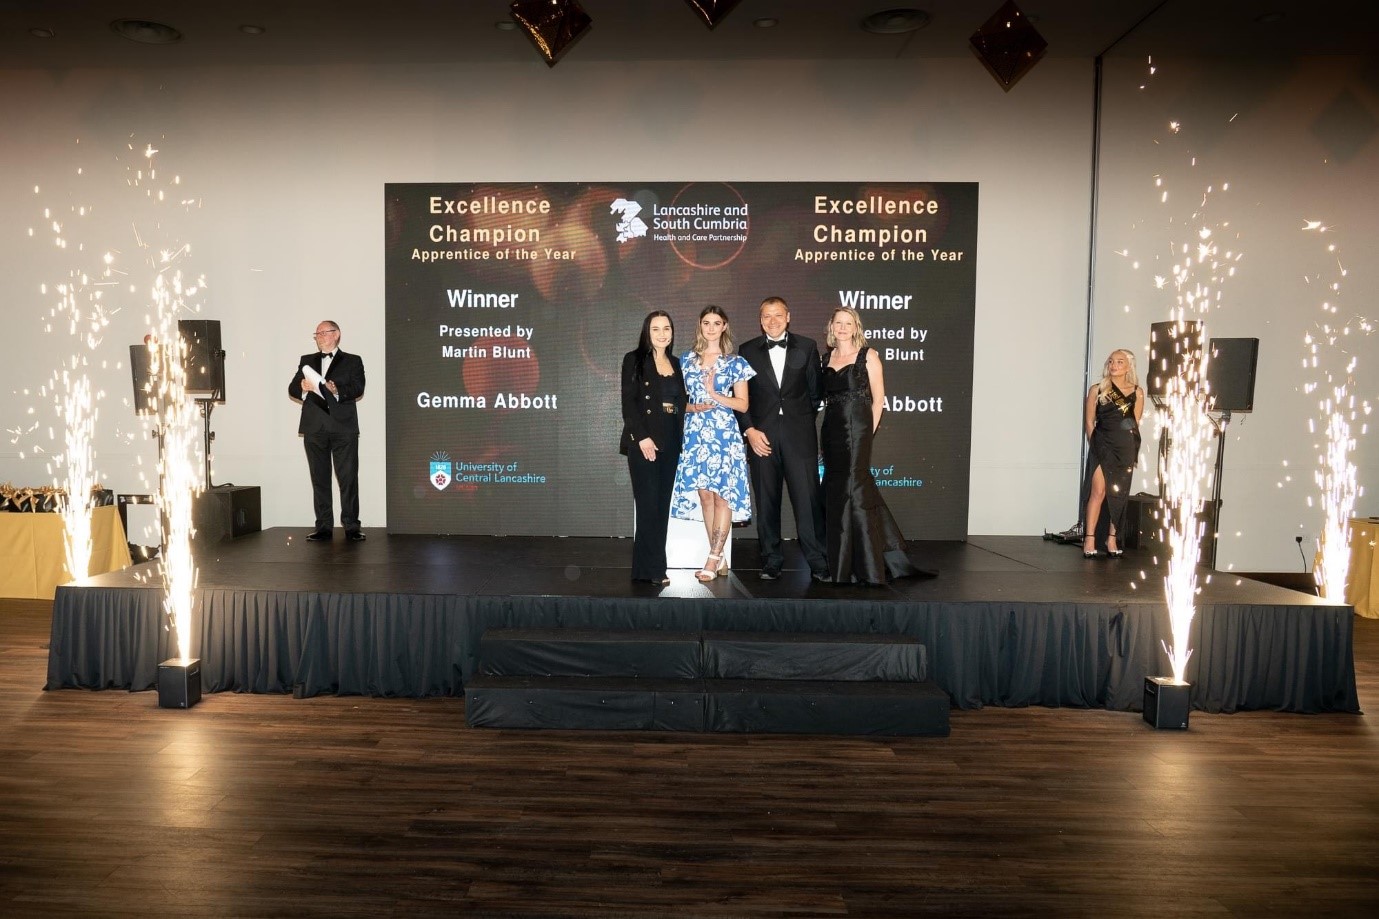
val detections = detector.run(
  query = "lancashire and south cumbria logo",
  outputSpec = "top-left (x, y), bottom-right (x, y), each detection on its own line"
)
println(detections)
top-left (429, 451), bottom-right (453, 491)
top-left (610, 197), bottom-right (647, 243)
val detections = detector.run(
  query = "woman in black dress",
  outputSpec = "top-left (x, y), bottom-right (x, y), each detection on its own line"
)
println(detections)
top-left (820, 307), bottom-right (929, 585)
top-left (1081, 349), bottom-right (1144, 558)
top-left (620, 310), bottom-right (687, 584)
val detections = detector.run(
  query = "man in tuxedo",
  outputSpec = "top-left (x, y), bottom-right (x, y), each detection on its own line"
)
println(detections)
top-left (288, 321), bottom-right (367, 542)
top-left (735, 297), bottom-right (828, 580)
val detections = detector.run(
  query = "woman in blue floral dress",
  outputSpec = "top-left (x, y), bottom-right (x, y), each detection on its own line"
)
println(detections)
top-left (671, 305), bottom-right (755, 581)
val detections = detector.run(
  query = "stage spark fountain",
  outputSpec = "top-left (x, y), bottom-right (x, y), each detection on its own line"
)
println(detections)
top-left (128, 143), bottom-right (207, 663)
top-left (24, 139), bottom-right (207, 661)
top-left (26, 164), bottom-right (117, 584)
top-left (1154, 321), bottom-right (1212, 682)
top-left (1118, 106), bottom-right (1242, 683)
top-left (1298, 221), bottom-right (1372, 600)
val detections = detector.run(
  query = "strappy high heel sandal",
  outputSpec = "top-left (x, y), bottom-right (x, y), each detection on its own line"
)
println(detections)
top-left (1106, 534), bottom-right (1124, 558)
top-left (1082, 536), bottom-right (1099, 559)
top-left (696, 553), bottom-right (725, 582)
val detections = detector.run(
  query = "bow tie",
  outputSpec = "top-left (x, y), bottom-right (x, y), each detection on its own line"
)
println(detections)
top-left (320, 352), bottom-right (335, 359)
top-left (766, 338), bottom-right (788, 350)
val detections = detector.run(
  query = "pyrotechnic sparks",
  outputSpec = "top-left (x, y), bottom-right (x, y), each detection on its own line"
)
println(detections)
top-left (58, 373), bottom-right (96, 580)
top-left (1153, 321), bottom-right (1213, 683)
top-left (144, 303), bottom-right (204, 662)
top-left (29, 168), bottom-right (114, 583)
top-left (26, 139), bottom-right (207, 661)
top-left (1132, 119), bottom-right (1242, 683)
top-left (1299, 223), bottom-right (1372, 600)
top-left (126, 143), bottom-right (207, 662)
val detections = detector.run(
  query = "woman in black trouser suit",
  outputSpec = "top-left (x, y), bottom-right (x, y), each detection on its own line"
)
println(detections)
top-left (621, 311), bottom-right (687, 584)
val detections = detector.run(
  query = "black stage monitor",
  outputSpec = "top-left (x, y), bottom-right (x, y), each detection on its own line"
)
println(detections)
top-left (178, 319), bottom-right (226, 402)
top-left (1206, 338), bottom-right (1259, 413)
top-left (1147, 320), bottom-right (1204, 399)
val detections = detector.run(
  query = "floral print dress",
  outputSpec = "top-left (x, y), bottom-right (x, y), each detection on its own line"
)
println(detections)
top-left (670, 351), bottom-right (756, 523)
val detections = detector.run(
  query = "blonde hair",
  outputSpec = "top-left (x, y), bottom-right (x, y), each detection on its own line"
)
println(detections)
top-left (1097, 349), bottom-right (1139, 403)
top-left (692, 304), bottom-right (735, 357)
top-left (825, 307), bottom-right (868, 349)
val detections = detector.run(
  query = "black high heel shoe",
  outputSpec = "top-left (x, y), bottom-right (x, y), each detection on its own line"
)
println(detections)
top-left (1106, 535), bottom-right (1124, 558)
top-left (1082, 537), bottom-right (1099, 559)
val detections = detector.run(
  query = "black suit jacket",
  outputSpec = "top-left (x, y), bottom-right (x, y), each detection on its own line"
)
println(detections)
top-left (734, 333), bottom-right (823, 435)
top-left (619, 349), bottom-right (687, 456)
top-left (288, 349), bottom-right (366, 435)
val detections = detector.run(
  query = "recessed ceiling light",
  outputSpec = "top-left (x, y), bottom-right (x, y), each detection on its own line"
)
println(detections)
top-left (860, 8), bottom-right (931, 34)
top-left (495, 20), bottom-right (518, 31)
top-left (239, 24), bottom-right (266, 36)
top-left (1254, 12), bottom-right (1285, 24)
top-left (29, 27), bottom-right (55, 39)
top-left (753, 18), bottom-right (779, 28)
top-left (110, 19), bottom-right (183, 44)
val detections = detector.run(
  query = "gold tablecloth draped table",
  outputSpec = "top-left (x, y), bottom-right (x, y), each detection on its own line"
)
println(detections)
top-left (0, 505), bottom-right (133, 600)
top-left (1348, 518), bottom-right (1378, 619)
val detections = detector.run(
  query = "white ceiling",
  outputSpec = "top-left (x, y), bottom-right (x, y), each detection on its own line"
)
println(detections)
top-left (0, 0), bottom-right (1375, 68)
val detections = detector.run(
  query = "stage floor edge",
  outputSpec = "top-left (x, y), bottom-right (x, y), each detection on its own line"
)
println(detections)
top-left (46, 529), bottom-right (1358, 715)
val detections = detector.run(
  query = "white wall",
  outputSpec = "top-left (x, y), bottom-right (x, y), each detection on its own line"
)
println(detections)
top-left (1092, 54), bottom-right (1379, 572)
top-left (1, 57), bottom-right (1096, 540)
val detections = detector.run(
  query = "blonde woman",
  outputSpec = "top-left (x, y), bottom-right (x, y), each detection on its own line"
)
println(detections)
top-left (1082, 349), bottom-right (1145, 558)
top-left (670, 305), bottom-right (755, 581)
top-left (820, 307), bottom-right (931, 584)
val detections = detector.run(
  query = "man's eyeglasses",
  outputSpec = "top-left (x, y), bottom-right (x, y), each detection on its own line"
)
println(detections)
top-left (312, 329), bottom-right (339, 338)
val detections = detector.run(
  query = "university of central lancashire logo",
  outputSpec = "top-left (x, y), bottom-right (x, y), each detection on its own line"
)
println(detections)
top-left (609, 197), bottom-right (648, 243)
top-left (429, 451), bottom-right (453, 491)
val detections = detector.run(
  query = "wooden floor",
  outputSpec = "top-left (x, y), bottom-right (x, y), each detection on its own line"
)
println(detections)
top-left (3, 598), bottom-right (1377, 918)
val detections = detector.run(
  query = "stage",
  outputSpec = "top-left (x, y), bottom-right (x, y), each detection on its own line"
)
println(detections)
top-left (46, 529), bottom-right (1359, 714)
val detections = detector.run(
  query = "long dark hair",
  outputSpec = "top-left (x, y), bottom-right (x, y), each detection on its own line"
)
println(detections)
top-left (636, 310), bottom-right (675, 374)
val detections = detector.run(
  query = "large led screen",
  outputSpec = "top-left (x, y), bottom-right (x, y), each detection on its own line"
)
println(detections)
top-left (385, 182), bottom-right (977, 538)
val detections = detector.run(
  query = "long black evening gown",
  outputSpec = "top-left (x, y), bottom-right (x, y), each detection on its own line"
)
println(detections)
top-left (821, 348), bottom-right (933, 585)
top-left (1082, 383), bottom-right (1141, 541)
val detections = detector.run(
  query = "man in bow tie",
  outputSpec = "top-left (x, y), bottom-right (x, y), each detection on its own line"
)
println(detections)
top-left (288, 321), bottom-right (367, 542)
top-left (735, 297), bottom-right (828, 581)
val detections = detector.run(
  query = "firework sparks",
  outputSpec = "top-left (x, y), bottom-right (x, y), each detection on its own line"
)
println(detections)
top-left (30, 169), bottom-right (111, 583)
top-left (1154, 321), bottom-right (1212, 683)
top-left (28, 139), bottom-right (207, 660)
top-left (1300, 223), bottom-right (1372, 600)
top-left (127, 144), bottom-right (207, 662)
top-left (1131, 112), bottom-right (1241, 683)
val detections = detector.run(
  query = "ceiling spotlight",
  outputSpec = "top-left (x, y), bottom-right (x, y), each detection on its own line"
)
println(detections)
top-left (509, 0), bottom-right (592, 67)
top-left (753, 18), bottom-right (779, 29)
top-left (238, 24), bottom-right (266, 36)
top-left (969, 0), bottom-right (1046, 92)
top-left (29, 27), bottom-right (55, 39)
top-left (860, 8), bottom-right (931, 34)
top-left (684, 0), bottom-right (744, 30)
top-left (110, 19), bottom-right (183, 44)
top-left (495, 20), bottom-right (519, 32)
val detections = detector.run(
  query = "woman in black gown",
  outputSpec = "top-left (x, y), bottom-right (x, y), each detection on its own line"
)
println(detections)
top-left (1081, 348), bottom-right (1144, 558)
top-left (620, 310), bottom-right (687, 584)
top-left (820, 307), bottom-right (931, 585)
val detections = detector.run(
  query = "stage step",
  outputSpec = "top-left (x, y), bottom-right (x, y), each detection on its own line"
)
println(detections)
top-left (478, 629), bottom-right (701, 679)
top-left (708, 679), bottom-right (949, 736)
top-left (465, 629), bottom-right (949, 737)
top-left (478, 628), bottom-right (926, 682)
top-left (465, 675), bottom-right (706, 732)
top-left (465, 676), bottom-right (950, 736)
top-left (703, 631), bottom-right (927, 682)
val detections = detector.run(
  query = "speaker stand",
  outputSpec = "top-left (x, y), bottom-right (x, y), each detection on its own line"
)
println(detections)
top-left (197, 399), bottom-right (217, 492)
top-left (1207, 410), bottom-right (1232, 570)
